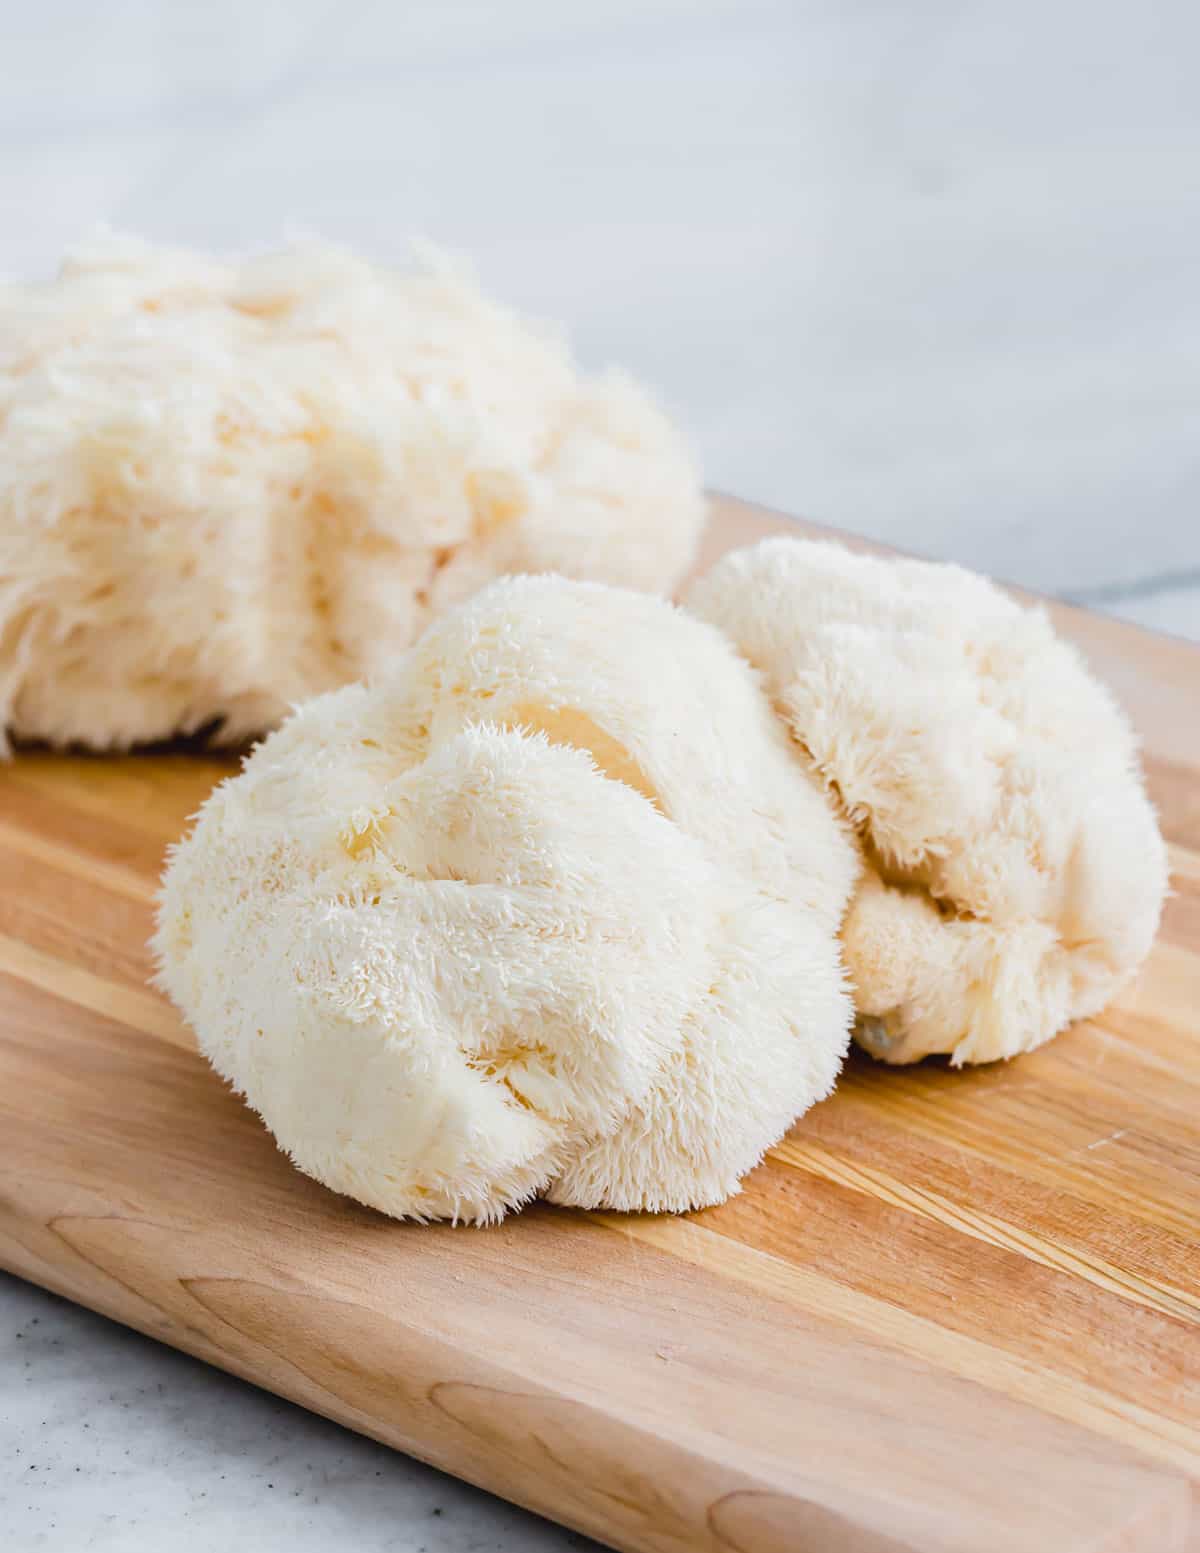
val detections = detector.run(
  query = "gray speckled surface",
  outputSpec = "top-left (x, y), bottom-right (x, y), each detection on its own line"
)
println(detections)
top-left (0, 1274), bottom-right (599, 1551)
top-left (2, 2), bottom-right (1197, 1549)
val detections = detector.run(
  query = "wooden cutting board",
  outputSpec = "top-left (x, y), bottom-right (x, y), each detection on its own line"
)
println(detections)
top-left (2, 497), bottom-right (1198, 1552)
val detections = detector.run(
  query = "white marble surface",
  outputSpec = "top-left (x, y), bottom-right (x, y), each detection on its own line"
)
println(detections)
top-left (2, 0), bottom-right (1197, 630)
top-left (0, 1272), bottom-right (599, 1552)
top-left (2, 3), bottom-right (1197, 1550)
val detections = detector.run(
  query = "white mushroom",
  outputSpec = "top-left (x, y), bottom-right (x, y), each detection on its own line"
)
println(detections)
top-left (0, 235), bottom-right (703, 751)
top-left (688, 537), bottom-right (1168, 1065)
top-left (155, 576), bottom-right (859, 1221)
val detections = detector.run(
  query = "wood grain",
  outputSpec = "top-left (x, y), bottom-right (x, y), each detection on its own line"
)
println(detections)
top-left (2, 496), bottom-right (1198, 1552)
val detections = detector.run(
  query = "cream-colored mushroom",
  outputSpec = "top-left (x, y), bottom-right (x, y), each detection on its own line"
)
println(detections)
top-left (155, 575), bottom-right (859, 1222)
top-left (1, 234), bottom-right (703, 751)
top-left (688, 537), bottom-right (1168, 1065)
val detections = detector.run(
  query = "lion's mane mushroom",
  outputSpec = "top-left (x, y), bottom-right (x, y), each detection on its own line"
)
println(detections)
top-left (0, 234), bottom-right (703, 751)
top-left (154, 575), bottom-right (859, 1222)
top-left (688, 537), bottom-right (1168, 1066)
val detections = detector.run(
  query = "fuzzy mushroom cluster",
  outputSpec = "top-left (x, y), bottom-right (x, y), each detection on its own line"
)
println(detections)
top-left (688, 539), bottom-right (1169, 1067)
top-left (155, 575), bottom-right (859, 1222)
top-left (156, 539), bottom-right (1167, 1222)
top-left (0, 235), bottom-right (703, 751)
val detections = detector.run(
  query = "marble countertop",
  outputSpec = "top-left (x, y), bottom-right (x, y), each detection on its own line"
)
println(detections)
top-left (2, 3), bottom-right (1196, 1550)
top-left (2, 1273), bottom-right (597, 1552)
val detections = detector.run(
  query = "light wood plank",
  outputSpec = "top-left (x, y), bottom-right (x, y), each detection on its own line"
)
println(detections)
top-left (2, 496), bottom-right (1198, 1551)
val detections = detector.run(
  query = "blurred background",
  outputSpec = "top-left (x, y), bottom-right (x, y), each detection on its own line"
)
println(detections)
top-left (2, 0), bottom-right (1197, 638)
